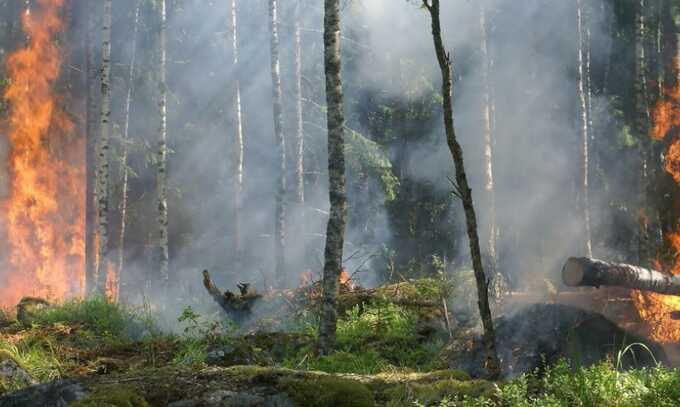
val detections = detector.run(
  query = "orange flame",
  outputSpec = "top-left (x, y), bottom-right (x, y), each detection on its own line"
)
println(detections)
top-left (340, 269), bottom-right (354, 290)
top-left (634, 56), bottom-right (680, 343)
top-left (0, 0), bottom-right (85, 308)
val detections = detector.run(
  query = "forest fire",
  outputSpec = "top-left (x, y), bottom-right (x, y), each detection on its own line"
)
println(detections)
top-left (633, 56), bottom-right (680, 344)
top-left (0, 0), bottom-right (85, 308)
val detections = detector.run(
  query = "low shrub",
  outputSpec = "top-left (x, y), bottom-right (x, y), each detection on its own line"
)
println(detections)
top-left (32, 297), bottom-right (152, 342)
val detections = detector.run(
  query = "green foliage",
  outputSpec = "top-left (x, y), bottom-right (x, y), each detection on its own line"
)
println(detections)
top-left (32, 297), bottom-right (152, 342)
top-left (172, 307), bottom-right (235, 366)
top-left (280, 376), bottom-right (375, 407)
top-left (172, 337), bottom-right (208, 366)
top-left (285, 301), bottom-right (444, 374)
top-left (0, 340), bottom-right (61, 385)
top-left (346, 128), bottom-right (400, 202)
top-left (461, 361), bottom-right (680, 407)
top-left (72, 386), bottom-right (149, 407)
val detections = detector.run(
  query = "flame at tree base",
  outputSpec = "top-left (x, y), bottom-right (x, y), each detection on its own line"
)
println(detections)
top-left (0, 0), bottom-right (85, 309)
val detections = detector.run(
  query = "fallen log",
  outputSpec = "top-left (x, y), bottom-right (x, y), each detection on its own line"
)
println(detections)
top-left (562, 257), bottom-right (680, 296)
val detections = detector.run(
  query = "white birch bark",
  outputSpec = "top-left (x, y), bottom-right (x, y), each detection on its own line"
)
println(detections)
top-left (157, 0), bottom-right (170, 283)
top-left (117, 0), bottom-right (142, 297)
top-left (95, 0), bottom-right (113, 294)
top-left (269, 0), bottom-right (287, 287)
top-left (576, 0), bottom-right (592, 258)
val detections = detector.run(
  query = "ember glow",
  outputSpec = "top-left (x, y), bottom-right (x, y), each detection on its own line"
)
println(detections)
top-left (0, 0), bottom-right (85, 308)
top-left (634, 56), bottom-right (680, 343)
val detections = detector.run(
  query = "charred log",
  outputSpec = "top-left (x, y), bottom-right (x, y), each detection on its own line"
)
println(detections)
top-left (202, 270), bottom-right (261, 323)
top-left (562, 257), bottom-right (680, 295)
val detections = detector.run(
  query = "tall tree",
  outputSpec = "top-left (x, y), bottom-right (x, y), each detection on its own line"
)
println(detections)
top-left (577, 0), bottom-right (592, 258)
top-left (157, 0), bottom-right (170, 284)
top-left (293, 0), bottom-right (305, 206)
top-left (95, 0), bottom-right (113, 294)
top-left (479, 2), bottom-right (497, 272)
top-left (318, 0), bottom-right (348, 356)
top-left (84, 0), bottom-right (99, 294)
top-left (635, 0), bottom-right (652, 267)
top-left (661, 0), bottom-right (677, 93)
top-left (422, 0), bottom-right (500, 377)
top-left (269, 0), bottom-right (286, 287)
top-left (229, 0), bottom-right (244, 274)
top-left (117, 0), bottom-right (142, 297)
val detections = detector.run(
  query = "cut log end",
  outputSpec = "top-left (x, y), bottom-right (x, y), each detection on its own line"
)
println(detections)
top-left (562, 258), bottom-right (586, 287)
top-left (561, 257), bottom-right (680, 296)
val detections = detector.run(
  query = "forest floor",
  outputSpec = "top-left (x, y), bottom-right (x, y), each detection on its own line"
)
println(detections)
top-left (0, 281), bottom-right (678, 406)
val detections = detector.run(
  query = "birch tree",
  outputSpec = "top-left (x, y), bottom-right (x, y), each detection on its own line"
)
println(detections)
top-left (94, 0), bottom-right (113, 294)
top-left (157, 0), bottom-right (170, 284)
top-left (479, 2), bottom-right (497, 272)
top-left (269, 0), bottom-right (286, 286)
top-left (576, 0), bottom-right (592, 258)
top-left (84, 0), bottom-right (99, 294)
top-left (117, 0), bottom-right (142, 296)
top-left (422, 0), bottom-right (500, 377)
top-left (293, 0), bottom-right (305, 206)
top-left (318, 0), bottom-right (348, 356)
top-left (229, 0), bottom-right (244, 272)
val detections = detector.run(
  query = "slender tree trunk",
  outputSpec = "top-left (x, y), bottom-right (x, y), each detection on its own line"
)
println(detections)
top-left (84, 0), bottom-right (99, 295)
top-left (94, 0), bottom-right (112, 294)
top-left (229, 0), bottom-right (244, 274)
top-left (577, 0), bottom-right (592, 258)
top-left (117, 0), bottom-right (142, 298)
top-left (318, 0), bottom-right (347, 356)
top-left (479, 3), bottom-right (497, 272)
top-left (661, 0), bottom-right (678, 93)
top-left (269, 0), bottom-right (286, 287)
top-left (636, 0), bottom-right (651, 267)
top-left (294, 0), bottom-right (305, 206)
top-left (157, 0), bottom-right (170, 284)
top-left (423, 0), bottom-right (500, 378)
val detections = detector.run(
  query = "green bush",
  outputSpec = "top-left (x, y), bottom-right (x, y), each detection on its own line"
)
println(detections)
top-left (172, 337), bottom-right (208, 366)
top-left (285, 301), bottom-right (444, 374)
top-left (32, 297), bottom-right (151, 341)
top-left (0, 340), bottom-right (61, 386)
top-left (463, 361), bottom-right (680, 407)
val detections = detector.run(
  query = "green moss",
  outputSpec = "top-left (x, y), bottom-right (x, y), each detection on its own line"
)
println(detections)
top-left (280, 376), bottom-right (375, 407)
top-left (72, 386), bottom-right (149, 407)
top-left (421, 369), bottom-right (471, 382)
top-left (382, 378), bottom-right (494, 406)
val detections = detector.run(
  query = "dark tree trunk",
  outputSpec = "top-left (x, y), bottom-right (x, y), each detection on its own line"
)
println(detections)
top-left (563, 257), bottom-right (680, 296)
top-left (318, 0), bottom-right (348, 356)
top-left (635, 0), bottom-right (652, 267)
top-left (422, 0), bottom-right (500, 378)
